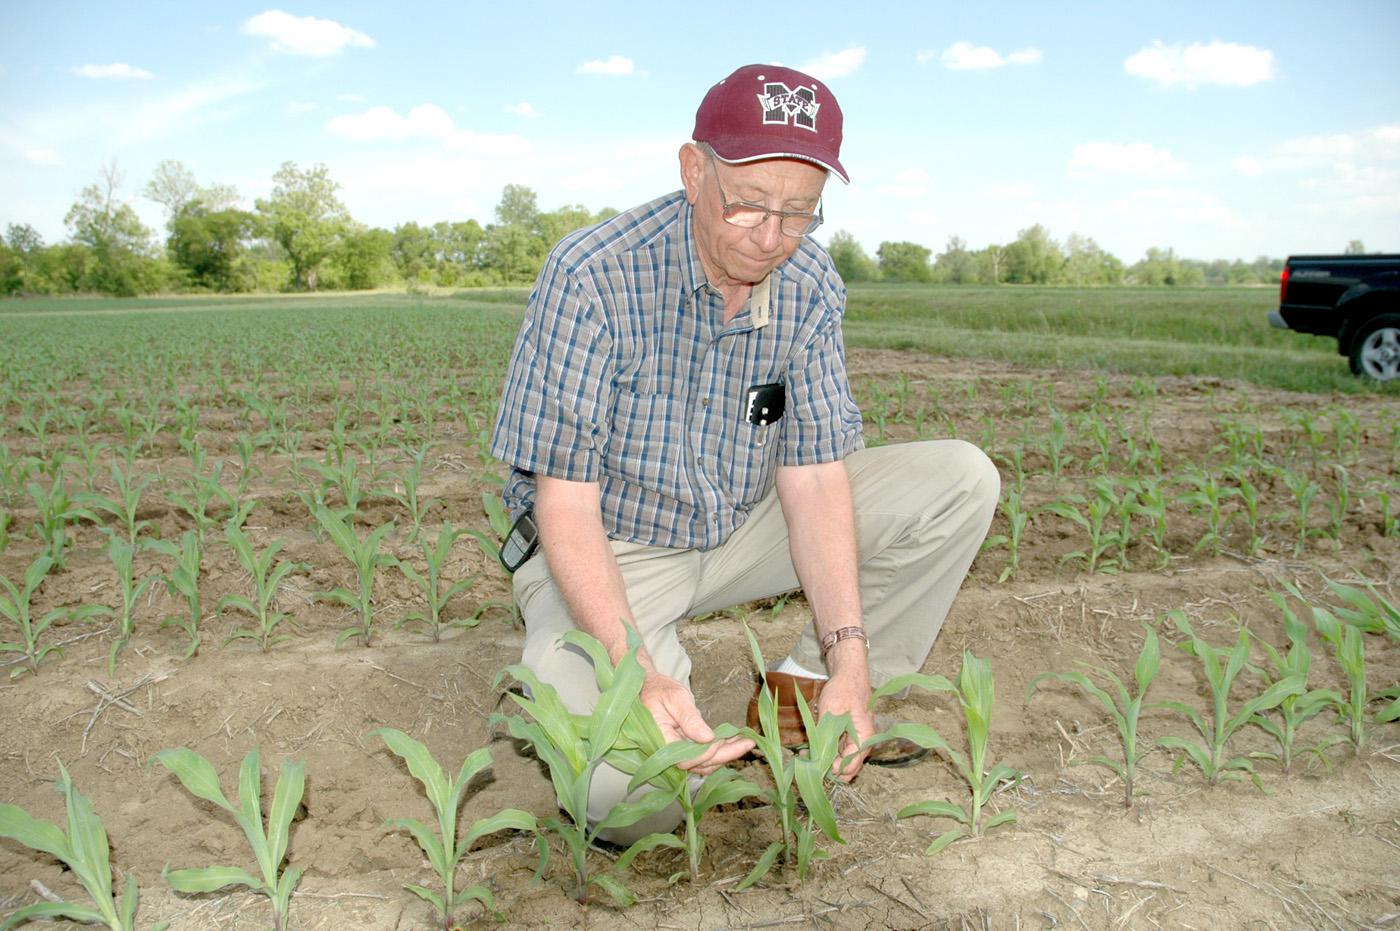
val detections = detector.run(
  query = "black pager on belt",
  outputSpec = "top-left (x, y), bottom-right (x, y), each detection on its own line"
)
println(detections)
top-left (500, 508), bottom-right (539, 573)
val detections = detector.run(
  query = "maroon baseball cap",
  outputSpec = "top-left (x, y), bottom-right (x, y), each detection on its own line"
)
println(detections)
top-left (693, 63), bottom-right (848, 183)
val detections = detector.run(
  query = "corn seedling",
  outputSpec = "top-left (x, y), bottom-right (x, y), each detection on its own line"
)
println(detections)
top-left (1157, 611), bottom-right (1304, 788)
top-left (0, 761), bottom-right (169, 931)
top-left (393, 524), bottom-right (485, 642)
top-left (1043, 489), bottom-right (1120, 574)
top-left (1130, 476), bottom-right (1170, 566)
top-left (313, 507), bottom-right (395, 648)
top-left (491, 632), bottom-right (679, 906)
top-left (0, 554), bottom-right (101, 678)
top-left (98, 534), bottom-right (161, 674)
top-left (1042, 406), bottom-right (1074, 482)
top-left (1280, 468), bottom-right (1322, 555)
top-left (76, 461), bottom-right (157, 546)
top-left (219, 522), bottom-right (305, 652)
top-left (148, 531), bottom-right (204, 659)
top-left (164, 449), bottom-right (234, 546)
top-left (737, 624), bottom-right (851, 886)
top-left (379, 443), bottom-right (440, 544)
top-left (1177, 468), bottom-right (1230, 556)
top-left (1312, 605), bottom-right (1400, 752)
top-left (981, 487), bottom-right (1029, 582)
top-left (890, 651), bottom-right (1020, 853)
top-left (1028, 628), bottom-right (1160, 807)
top-left (26, 473), bottom-right (94, 570)
top-left (1251, 594), bottom-right (1344, 772)
top-left (1323, 464), bottom-right (1350, 543)
top-left (1312, 576), bottom-right (1400, 641)
top-left (1224, 466), bottom-right (1265, 557)
top-left (148, 747), bottom-right (304, 931)
top-left (370, 728), bottom-right (538, 929)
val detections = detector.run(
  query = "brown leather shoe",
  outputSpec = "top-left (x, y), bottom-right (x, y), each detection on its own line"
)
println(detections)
top-left (745, 672), bottom-right (929, 768)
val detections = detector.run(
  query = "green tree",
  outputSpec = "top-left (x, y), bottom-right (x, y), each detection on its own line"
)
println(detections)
top-left (876, 240), bottom-right (933, 283)
top-left (255, 161), bottom-right (351, 291)
top-left (1130, 247), bottom-right (1203, 286)
top-left (169, 204), bottom-right (257, 292)
top-left (826, 229), bottom-right (878, 282)
top-left (4, 223), bottom-right (45, 293)
top-left (433, 220), bottom-right (486, 284)
top-left (0, 238), bottom-right (20, 294)
top-left (332, 226), bottom-right (394, 290)
top-left (932, 235), bottom-right (977, 284)
top-left (1063, 233), bottom-right (1123, 285)
top-left (391, 221), bottom-right (435, 284)
top-left (64, 163), bottom-right (161, 295)
top-left (1003, 224), bottom-right (1063, 284)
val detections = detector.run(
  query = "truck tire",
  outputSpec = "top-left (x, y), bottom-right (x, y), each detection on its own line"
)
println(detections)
top-left (1348, 314), bottom-right (1400, 381)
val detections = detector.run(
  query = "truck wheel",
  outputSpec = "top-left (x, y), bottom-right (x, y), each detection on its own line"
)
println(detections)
top-left (1349, 314), bottom-right (1400, 381)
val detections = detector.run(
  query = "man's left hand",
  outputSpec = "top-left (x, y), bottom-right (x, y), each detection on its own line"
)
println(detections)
top-left (816, 642), bottom-right (875, 782)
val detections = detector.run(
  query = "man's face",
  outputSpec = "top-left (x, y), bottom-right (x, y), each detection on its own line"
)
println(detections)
top-left (680, 145), bottom-right (828, 288)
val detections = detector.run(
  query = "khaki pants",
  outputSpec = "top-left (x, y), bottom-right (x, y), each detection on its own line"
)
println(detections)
top-left (511, 439), bottom-right (999, 841)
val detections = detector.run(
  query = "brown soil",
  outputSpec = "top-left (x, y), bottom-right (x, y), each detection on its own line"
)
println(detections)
top-left (2, 350), bottom-right (1397, 931)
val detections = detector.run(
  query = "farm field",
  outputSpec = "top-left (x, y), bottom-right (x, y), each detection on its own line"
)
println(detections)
top-left (1, 289), bottom-right (1397, 930)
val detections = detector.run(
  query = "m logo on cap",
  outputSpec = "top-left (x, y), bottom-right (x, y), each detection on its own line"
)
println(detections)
top-left (757, 82), bottom-right (820, 132)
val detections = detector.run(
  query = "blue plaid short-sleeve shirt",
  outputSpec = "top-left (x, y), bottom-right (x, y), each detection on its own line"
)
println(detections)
top-left (489, 190), bottom-right (864, 551)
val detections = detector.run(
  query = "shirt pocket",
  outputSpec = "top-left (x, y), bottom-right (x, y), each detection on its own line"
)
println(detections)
top-left (726, 420), bottom-right (781, 507)
top-left (604, 389), bottom-right (682, 496)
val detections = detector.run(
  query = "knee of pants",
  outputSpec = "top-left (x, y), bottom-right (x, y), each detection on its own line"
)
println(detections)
top-left (901, 438), bottom-right (1001, 519)
top-left (586, 761), bottom-right (684, 846)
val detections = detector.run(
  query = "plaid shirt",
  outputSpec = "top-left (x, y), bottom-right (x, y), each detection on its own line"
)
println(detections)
top-left (490, 190), bottom-right (863, 551)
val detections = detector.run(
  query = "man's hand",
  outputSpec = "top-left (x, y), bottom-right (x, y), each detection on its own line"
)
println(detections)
top-left (640, 671), bottom-right (755, 776)
top-left (817, 641), bottom-right (875, 782)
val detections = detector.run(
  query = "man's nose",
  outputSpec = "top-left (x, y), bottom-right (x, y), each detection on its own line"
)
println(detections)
top-left (749, 214), bottom-right (785, 251)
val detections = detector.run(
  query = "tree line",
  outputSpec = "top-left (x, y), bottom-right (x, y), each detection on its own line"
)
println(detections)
top-left (2, 159), bottom-right (1332, 297)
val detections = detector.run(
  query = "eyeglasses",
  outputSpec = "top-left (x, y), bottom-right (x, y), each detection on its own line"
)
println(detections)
top-left (707, 157), bottom-right (823, 237)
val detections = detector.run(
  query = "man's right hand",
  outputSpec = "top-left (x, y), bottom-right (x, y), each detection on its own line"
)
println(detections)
top-left (640, 671), bottom-right (755, 776)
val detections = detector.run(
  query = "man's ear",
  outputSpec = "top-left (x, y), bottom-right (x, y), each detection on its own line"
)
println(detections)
top-left (678, 143), bottom-right (705, 205)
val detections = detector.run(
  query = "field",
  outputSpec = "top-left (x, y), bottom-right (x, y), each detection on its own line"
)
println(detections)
top-left (1, 288), bottom-right (1397, 930)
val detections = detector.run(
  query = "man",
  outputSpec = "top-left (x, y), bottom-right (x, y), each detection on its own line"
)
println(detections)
top-left (490, 63), bottom-right (998, 842)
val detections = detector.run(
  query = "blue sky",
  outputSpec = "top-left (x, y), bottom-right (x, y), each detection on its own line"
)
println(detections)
top-left (3, 1), bottom-right (1398, 264)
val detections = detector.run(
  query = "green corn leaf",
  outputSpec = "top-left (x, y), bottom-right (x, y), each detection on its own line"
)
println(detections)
top-left (792, 757), bottom-right (842, 842)
top-left (451, 883), bottom-right (496, 911)
top-left (736, 841), bottom-right (784, 890)
top-left (1134, 630), bottom-right (1160, 693)
top-left (165, 865), bottom-right (265, 894)
top-left (58, 763), bottom-right (115, 910)
top-left (587, 871), bottom-right (636, 907)
top-left (458, 808), bottom-right (537, 856)
top-left (693, 769), bottom-right (763, 814)
top-left (586, 653), bottom-right (643, 757)
top-left (402, 883), bottom-right (447, 913)
top-left (898, 799), bottom-right (969, 824)
top-left (266, 758), bottom-right (305, 871)
top-left (0, 902), bottom-right (109, 931)
top-left (148, 749), bottom-right (236, 813)
top-left (925, 828), bottom-right (966, 855)
top-left (0, 804), bottom-right (71, 862)
top-left (116, 872), bottom-right (139, 929)
top-left (372, 728), bottom-right (448, 807)
top-left (235, 750), bottom-right (274, 883)
top-left (613, 831), bottom-right (685, 873)
top-left (594, 786), bottom-right (674, 833)
top-left (869, 672), bottom-right (956, 703)
top-left (385, 817), bottom-right (447, 871)
top-left (624, 740), bottom-right (703, 795)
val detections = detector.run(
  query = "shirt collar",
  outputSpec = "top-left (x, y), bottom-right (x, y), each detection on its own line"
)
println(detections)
top-left (676, 194), bottom-right (774, 329)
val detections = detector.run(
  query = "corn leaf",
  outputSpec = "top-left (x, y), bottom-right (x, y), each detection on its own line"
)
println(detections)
top-left (165, 865), bottom-right (264, 894)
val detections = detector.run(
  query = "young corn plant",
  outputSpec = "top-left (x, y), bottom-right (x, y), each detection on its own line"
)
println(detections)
top-left (0, 761), bottom-right (169, 931)
top-left (1157, 611), bottom-right (1305, 789)
top-left (393, 524), bottom-right (484, 642)
top-left (308, 456), bottom-right (370, 521)
top-left (1043, 489), bottom-right (1121, 574)
top-left (76, 462), bottom-right (157, 547)
top-left (981, 487), bottom-right (1030, 583)
top-left (1130, 476), bottom-right (1171, 566)
top-left (0, 554), bottom-right (103, 678)
top-left (1323, 464), bottom-right (1351, 543)
top-left (370, 728), bottom-right (538, 929)
top-left (1312, 605), bottom-right (1400, 752)
top-left (892, 651), bottom-right (1021, 854)
top-left (1042, 406), bottom-right (1074, 483)
top-left (1178, 468), bottom-right (1231, 556)
top-left (148, 531), bottom-right (204, 659)
top-left (491, 632), bottom-right (678, 906)
top-left (1312, 575), bottom-right (1400, 641)
top-left (98, 535), bottom-right (161, 675)
top-left (592, 631), bottom-right (762, 884)
top-left (164, 450), bottom-right (234, 546)
top-left (737, 623), bottom-right (852, 886)
top-left (148, 747), bottom-right (304, 931)
top-left (1027, 628), bottom-right (1160, 807)
top-left (27, 473), bottom-right (94, 570)
top-left (1280, 468), bottom-right (1322, 556)
top-left (219, 523), bottom-right (305, 652)
top-left (379, 444), bottom-right (441, 544)
top-left (313, 507), bottom-right (395, 648)
top-left (1251, 594), bottom-right (1344, 773)
top-left (1224, 466), bottom-right (1266, 557)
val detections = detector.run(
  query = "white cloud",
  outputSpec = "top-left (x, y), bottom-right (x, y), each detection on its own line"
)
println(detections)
top-left (24, 148), bottom-right (63, 166)
top-left (577, 55), bottom-right (634, 76)
top-left (934, 42), bottom-right (1042, 71)
top-left (1124, 40), bottom-right (1276, 89)
top-left (798, 47), bottom-right (867, 80)
top-left (877, 167), bottom-right (930, 198)
top-left (73, 63), bottom-right (155, 80)
top-left (1231, 156), bottom-right (1263, 176)
top-left (504, 102), bottom-right (538, 119)
top-left (1070, 142), bottom-right (1185, 176)
top-left (909, 208), bottom-right (941, 226)
top-left (988, 183), bottom-right (1034, 198)
top-left (286, 100), bottom-right (316, 114)
top-left (326, 103), bottom-right (530, 156)
top-left (241, 10), bottom-right (375, 57)
top-left (1111, 187), bottom-right (1236, 226)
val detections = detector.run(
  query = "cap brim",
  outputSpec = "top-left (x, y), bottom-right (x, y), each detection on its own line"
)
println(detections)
top-left (708, 147), bottom-right (849, 184)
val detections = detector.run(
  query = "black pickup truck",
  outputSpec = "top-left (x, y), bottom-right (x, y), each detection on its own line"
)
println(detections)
top-left (1270, 254), bottom-right (1400, 381)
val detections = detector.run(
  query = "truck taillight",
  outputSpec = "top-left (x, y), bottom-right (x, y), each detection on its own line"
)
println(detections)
top-left (1279, 264), bottom-right (1290, 303)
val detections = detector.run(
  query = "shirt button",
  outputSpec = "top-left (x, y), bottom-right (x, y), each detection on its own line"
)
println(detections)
top-left (701, 398), bottom-right (710, 407)
top-left (696, 456), bottom-right (703, 465)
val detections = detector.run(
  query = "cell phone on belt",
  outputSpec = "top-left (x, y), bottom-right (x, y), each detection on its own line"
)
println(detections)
top-left (500, 509), bottom-right (539, 573)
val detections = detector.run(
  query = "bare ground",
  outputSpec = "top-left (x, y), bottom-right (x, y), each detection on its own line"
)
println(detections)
top-left (2, 350), bottom-right (1397, 930)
